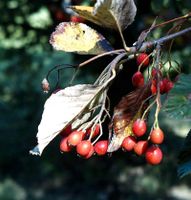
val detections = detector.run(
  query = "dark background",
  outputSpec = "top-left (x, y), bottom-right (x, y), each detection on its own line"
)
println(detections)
top-left (0, 0), bottom-right (191, 199)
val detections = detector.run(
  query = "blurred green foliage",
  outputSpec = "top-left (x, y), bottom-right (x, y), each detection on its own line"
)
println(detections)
top-left (163, 74), bottom-right (191, 120)
top-left (0, 0), bottom-right (191, 200)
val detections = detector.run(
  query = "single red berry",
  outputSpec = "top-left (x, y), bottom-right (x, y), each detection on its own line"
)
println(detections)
top-left (132, 71), bottom-right (144, 88)
top-left (150, 128), bottom-right (164, 144)
top-left (159, 81), bottom-right (165, 94)
top-left (94, 140), bottom-right (108, 156)
top-left (145, 145), bottom-right (163, 165)
top-left (84, 145), bottom-right (94, 159)
top-left (134, 140), bottom-right (148, 156)
top-left (60, 124), bottom-right (72, 137)
top-left (165, 80), bottom-right (174, 92)
top-left (60, 137), bottom-right (72, 152)
top-left (152, 79), bottom-right (157, 86)
top-left (70, 15), bottom-right (85, 23)
top-left (86, 124), bottom-right (100, 138)
top-left (132, 119), bottom-right (147, 137)
top-left (122, 136), bottom-right (137, 151)
top-left (162, 78), bottom-right (174, 93)
top-left (162, 78), bottom-right (169, 86)
top-left (76, 140), bottom-right (92, 156)
top-left (151, 83), bottom-right (157, 95)
top-left (137, 53), bottom-right (150, 67)
top-left (67, 130), bottom-right (84, 147)
top-left (151, 79), bottom-right (165, 95)
top-left (151, 68), bottom-right (162, 78)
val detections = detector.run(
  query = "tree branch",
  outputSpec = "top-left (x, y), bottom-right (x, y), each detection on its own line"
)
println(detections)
top-left (77, 26), bottom-right (191, 69)
top-left (129, 26), bottom-right (191, 53)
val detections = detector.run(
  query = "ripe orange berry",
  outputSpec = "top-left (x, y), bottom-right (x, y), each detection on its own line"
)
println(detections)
top-left (84, 145), bottom-right (94, 159)
top-left (145, 146), bottom-right (163, 165)
top-left (76, 140), bottom-right (93, 156)
top-left (67, 130), bottom-right (84, 147)
top-left (94, 140), bottom-right (108, 156)
top-left (134, 140), bottom-right (148, 156)
top-left (132, 119), bottom-right (147, 137)
top-left (150, 128), bottom-right (164, 144)
top-left (122, 136), bottom-right (137, 151)
top-left (60, 137), bottom-right (72, 152)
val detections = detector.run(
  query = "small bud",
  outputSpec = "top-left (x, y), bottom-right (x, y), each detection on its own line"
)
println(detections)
top-left (42, 78), bottom-right (50, 93)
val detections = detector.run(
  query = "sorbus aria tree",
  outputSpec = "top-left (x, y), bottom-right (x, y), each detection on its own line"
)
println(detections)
top-left (29, 0), bottom-right (191, 179)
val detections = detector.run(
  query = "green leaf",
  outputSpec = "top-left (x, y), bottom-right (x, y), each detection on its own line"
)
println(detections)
top-left (163, 74), bottom-right (191, 120)
top-left (178, 129), bottom-right (191, 178)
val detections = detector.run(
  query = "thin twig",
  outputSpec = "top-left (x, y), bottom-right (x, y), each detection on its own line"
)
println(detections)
top-left (79, 49), bottom-right (125, 68)
top-left (145, 12), bottom-right (191, 32)
top-left (153, 44), bottom-right (162, 128)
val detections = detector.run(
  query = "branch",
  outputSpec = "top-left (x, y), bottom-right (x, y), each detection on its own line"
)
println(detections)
top-left (129, 26), bottom-right (191, 53)
top-left (79, 49), bottom-right (125, 68)
top-left (77, 26), bottom-right (191, 69)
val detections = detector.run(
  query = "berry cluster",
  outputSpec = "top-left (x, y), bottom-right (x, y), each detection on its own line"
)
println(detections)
top-left (56, 53), bottom-right (175, 166)
top-left (59, 120), bottom-right (164, 165)
top-left (132, 53), bottom-right (174, 94)
top-left (123, 53), bottom-right (175, 165)
top-left (59, 124), bottom-right (108, 159)
top-left (151, 73), bottom-right (174, 95)
top-left (122, 119), bottom-right (164, 165)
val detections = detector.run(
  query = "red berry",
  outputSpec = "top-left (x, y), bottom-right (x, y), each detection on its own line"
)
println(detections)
top-left (132, 71), bottom-right (144, 88)
top-left (67, 130), bottom-right (84, 147)
top-left (60, 124), bottom-right (72, 137)
top-left (151, 68), bottom-right (162, 78)
top-left (159, 81), bottom-right (165, 94)
top-left (150, 128), bottom-right (164, 144)
top-left (165, 80), bottom-right (174, 92)
top-left (134, 140), bottom-right (148, 156)
top-left (162, 78), bottom-right (168, 86)
top-left (70, 16), bottom-right (85, 23)
top-left (84, 145), bottom-right (94, 159)
top-left (94, 140), bottom-right (108, 156)
top-left (151, 80), bottom-right (165, 95)
top-left (151, 83), bottom-right (157, 95)
top-left (137, 53), bottom-right (149, 67)
top-left (122, 136), bottom-right (137, 151)
top-left (76, 140), bottom-right (92, 156)
top-left (86, 124), bottom-right (100, 138)
top-left (60, 137), bottom-right (72, 152)
top-left (132, 119), bottom-right (147, 137)
top-left (145, 146), bottom-right (163, 165)
top-left (162, 78), bottom-right (174, 93)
